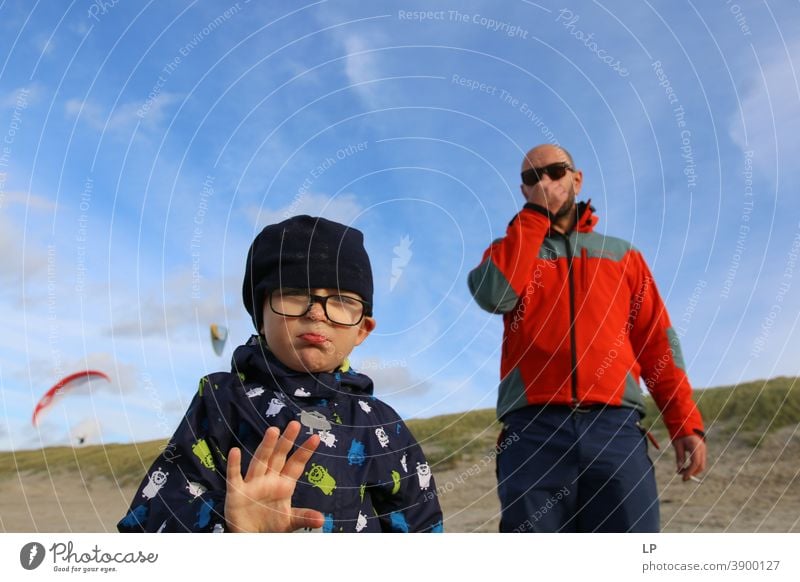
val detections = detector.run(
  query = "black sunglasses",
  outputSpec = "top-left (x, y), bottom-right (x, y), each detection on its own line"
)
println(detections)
top-left (521, 162), bottom-right (574, 186)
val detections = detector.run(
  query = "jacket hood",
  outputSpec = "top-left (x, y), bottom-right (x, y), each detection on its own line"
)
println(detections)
top-left (230, 334), bottom-right (375, 399)
top-left (575, 200), bottom-right (599, 233)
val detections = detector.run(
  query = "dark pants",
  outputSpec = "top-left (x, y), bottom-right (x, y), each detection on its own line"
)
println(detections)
top-left (497, 406), bottom-right (659, 532)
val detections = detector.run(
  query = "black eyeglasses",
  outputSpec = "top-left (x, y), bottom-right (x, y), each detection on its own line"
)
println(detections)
top-left (269, 289), bottom-right (370, 326)
top-left (521, 162), bottom-right (574, 187)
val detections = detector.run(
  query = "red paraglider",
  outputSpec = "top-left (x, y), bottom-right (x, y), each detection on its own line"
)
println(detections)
top-left (32, 370), bottom-right (112, 426)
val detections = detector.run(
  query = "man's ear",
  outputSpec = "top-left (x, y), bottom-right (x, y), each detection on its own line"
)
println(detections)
top-left (572, 169), bottom-right (583, 196)
top-left (354, 317), bottom-right (376, 346)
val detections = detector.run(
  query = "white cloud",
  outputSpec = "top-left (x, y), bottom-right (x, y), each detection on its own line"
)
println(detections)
top-left (65, 93), bottom-right (181, 133)
top-left (107, 269), bottom-right (240, 338)
top-left (0, 83), bottom-right (42, 109)
top-left (285, 58), bottom-right (321, 84)
top-left (248, 191), bottom-right (365, 227)
top-left (342, 34), bottom-right (384, 109)
top-left (0, 191), bottom-right (58, 212)
top-left (729, 41), bottom-right (800, 175)
top-left (0, 214), bottom-right (49, 297)
top-left (69, 20), bottom-right (90, 37)
top-left (353, 358), bottom-right (432, 399)
top-left (34, 34), bottom-right (55, 56)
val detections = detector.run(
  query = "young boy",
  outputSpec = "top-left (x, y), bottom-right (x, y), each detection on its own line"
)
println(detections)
top-left (118, 216), bottom-right (443, 533)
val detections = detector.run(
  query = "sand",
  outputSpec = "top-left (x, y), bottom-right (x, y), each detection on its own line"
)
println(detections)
top-left (1, 426), bottom-right (798, 532)
top-left (437, 425), bottom-right (800, 532)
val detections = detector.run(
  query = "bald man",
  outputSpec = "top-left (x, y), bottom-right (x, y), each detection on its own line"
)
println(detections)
top-left (468, 144), bottom-right (706, 532)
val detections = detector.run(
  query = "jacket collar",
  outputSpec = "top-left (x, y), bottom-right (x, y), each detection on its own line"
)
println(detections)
top-left (575, 200), bottom-right (599, 233)
top-left (549, 200), bottom-right (598, 235)
top-left (231, 335), bottom-right (374, 400)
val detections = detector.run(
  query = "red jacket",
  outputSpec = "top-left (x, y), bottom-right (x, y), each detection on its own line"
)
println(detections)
top-left (468, 202), bottom-right (704, 441)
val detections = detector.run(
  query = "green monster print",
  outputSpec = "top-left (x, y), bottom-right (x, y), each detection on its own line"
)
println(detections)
top-left (198, 377), bottom-right (218, 397)
top-left (198, 377), bottom-right (209, 397)
top-left (391, 470), bottom-right (401, 494)
top-left (306, 463), bottom-right (337, 496)
top-left (191, 439), bottom-right (215, 470)
top-left (360, 483), bottom-right (366, 502)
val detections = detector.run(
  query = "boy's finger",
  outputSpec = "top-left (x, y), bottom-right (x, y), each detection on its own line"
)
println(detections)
top-left (283, 433), bottom-right (320, 482)
top-left (226, 447), bottom-right (242, 486)
top-left (289, 507), bottom-right (325, 531)
top-left (247, 426), bottom-right (280, 481)
top-left (269, 421), bottom-right (302, 472)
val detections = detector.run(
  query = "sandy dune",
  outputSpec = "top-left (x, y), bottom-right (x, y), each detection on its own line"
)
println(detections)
top-left (1, 426), bottom-right (798, 532)
top-left (436, 425), bottom-right (800, 532)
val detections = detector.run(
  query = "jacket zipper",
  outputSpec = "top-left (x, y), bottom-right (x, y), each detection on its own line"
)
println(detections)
top-left (581, 248), bottom-right (588, 290)
top-left (560, 232), bottom-right (579, 406)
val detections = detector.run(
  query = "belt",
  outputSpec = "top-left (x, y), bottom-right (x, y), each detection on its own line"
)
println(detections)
top-left (570, 403), bottom-right (613, 414)
top-left (521, 403), bottom-right (622, 414)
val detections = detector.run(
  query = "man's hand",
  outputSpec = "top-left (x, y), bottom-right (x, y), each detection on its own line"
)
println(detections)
top-left (673, 434), bottom-right (707, 482)
top-left (225, 420), bottom-right (324, 532)
top-left (523, 174), bottom-right (570, 214)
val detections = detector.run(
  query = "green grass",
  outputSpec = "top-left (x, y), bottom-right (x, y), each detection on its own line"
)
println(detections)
top-left (641, 376), bottom-right (800, 446)
top-left (3, 376), bottom-right (797, 480)
top-left (0, 440), bottom-right (167, 484)
top-left (407, 408), bottom-right (500, 470)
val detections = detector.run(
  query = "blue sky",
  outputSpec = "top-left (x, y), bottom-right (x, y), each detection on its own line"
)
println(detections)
top-left (1, 1), bottom-right (798, 450)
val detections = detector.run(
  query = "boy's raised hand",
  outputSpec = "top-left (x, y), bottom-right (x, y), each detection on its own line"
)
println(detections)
top-left (225, 420), bottom-right (324, 532)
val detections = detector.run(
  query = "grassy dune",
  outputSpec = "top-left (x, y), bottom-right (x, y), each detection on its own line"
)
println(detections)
top-left (411, 376), bottom-right (800, 467)
top-left (2, 376), bottom-right (798, 481)
top-left (642, 376), bottom-right (800, 445)
top-left (0, 440), bottom-right (168, 485)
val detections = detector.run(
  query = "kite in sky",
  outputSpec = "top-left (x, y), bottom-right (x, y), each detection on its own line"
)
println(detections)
top-left (32, 370), bottom-right (111, 426)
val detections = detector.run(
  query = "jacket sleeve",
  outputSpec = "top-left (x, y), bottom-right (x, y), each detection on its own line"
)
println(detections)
top-left (467, 205), bottom-right (551, 313)
top-left (625, 252), bottom-right (704, 441)
top-left (368, 412), bottom-right (443, 533)
top-left (117, 375), bottom-right (236, 532)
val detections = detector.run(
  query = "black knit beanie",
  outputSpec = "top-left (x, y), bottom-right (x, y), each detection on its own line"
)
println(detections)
top-left (243, 215), bottom-right (374, 331)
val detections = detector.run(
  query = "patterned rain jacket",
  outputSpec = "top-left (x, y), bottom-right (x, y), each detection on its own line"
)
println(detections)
top-left (468, 202), bottom-right (704, 441)
top-left (118, 335), bottom-right (443, 533)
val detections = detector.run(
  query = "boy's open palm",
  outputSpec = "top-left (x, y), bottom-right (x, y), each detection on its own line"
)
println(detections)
top-left (225, 420), bottom-right (324, 532)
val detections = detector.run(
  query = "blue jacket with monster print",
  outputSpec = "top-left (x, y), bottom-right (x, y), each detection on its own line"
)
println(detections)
top-left (117, 335), bottom-right (443, 533)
